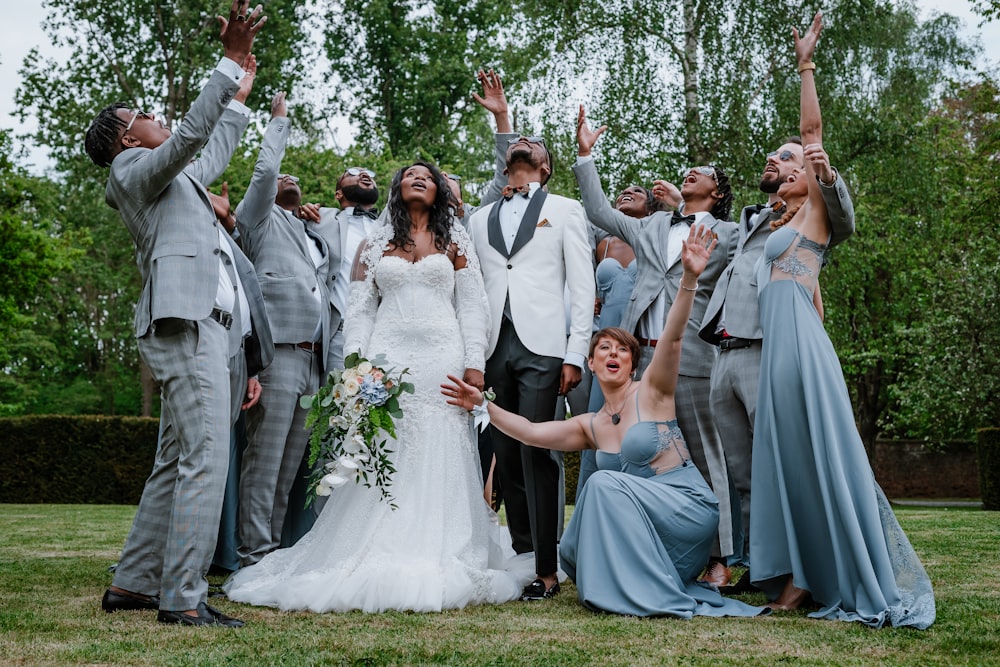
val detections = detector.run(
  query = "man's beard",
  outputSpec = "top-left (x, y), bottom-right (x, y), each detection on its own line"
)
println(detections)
top-left (342, 184), bottom-right (379, 206)
top-left (759, 173), bottom-right (781, 194)
top-left (508, 145), bottom-right (542, 169)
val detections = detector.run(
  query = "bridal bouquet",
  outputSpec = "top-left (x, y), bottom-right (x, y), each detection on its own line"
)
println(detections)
top-left (300, 352), bottom-right (414, 507)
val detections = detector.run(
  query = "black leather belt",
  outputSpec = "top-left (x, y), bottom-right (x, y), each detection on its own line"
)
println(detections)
top-left (296, 341), bottom-right (322, 354)
top-left (719, 337), bottom-right (754, 352)
top-left (209, 307), bottom-right (233, 330)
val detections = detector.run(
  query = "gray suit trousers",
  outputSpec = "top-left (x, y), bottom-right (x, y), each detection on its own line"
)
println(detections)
top-left (113, 317), bottom-right (232, 611)
top-left (708, 340), bottom-right (762, 564)
top-left (239, 344), bottom-right (322, 565)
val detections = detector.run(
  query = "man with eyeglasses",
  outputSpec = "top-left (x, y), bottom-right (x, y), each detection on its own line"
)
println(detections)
top-left (469, 112), bottom-right (595, 602)
top-left (699, 136), bottom-right (854, 591)
top-left (233, 92), bottom-right (335, 565)
top-left (83, 0), bottom-right (266, 626)
top-left (573, 104), bottom-right (741, 587)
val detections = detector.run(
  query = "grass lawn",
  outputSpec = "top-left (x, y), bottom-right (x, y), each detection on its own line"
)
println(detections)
top-left (1, 503), bottom-right (998, 666)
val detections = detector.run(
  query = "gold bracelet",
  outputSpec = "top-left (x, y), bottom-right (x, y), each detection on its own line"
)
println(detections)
top-left (798, 61), bottom-right (816, 74)
top-left (680, 282), bottom-right (698, 292)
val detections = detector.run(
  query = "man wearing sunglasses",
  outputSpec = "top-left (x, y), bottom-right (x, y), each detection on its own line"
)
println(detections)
top-left (233, 92), bottom-right (335, 564)
top-left (84, 0), bottom-right (266, 627)
top-left (699, 137), bottom-right (855, 591)
top-left (574, 104), bottom-right (740, 587)
top-left (469, 120), bottom-right (595, 603)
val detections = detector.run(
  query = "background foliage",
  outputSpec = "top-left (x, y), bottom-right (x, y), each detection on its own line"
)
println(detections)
top-left (2, 0), bottom-right (998, 446)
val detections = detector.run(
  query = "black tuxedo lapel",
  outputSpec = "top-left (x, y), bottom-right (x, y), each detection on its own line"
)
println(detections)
top-left (487, 201), bottom-right (508, 258)
top-left (508, 190), bottom-right (547, 258)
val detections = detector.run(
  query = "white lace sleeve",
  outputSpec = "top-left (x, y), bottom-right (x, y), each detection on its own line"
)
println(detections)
top-left (451, 223), bottom-right (491, 371)
top-left (344, 224), bottom-right (391, 358)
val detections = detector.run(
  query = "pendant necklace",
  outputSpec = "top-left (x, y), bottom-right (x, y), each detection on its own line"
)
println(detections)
top-left (604, 381), bottom-right (634, 425)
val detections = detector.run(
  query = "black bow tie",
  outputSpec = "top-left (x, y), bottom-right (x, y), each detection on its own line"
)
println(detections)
top-left (502, 184), bottom-right (531, 200)
top-left (670, 212), bottom-right (696, 226)
top-left (353, 207), bottom-right (378, 220)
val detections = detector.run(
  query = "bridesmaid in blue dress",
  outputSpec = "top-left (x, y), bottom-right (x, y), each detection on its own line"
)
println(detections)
top-left (749, 14), bottom-right (934, 628)
top-left (444, 225), bottom-right (764, 618)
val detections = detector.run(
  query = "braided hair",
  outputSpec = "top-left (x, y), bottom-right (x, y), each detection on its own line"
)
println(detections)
top-left (85, 103), bottom-right (130, 167)
top-left (385, 160), bottom-right (454, 253)
top-left (709, 165), bottom-right (734, 221)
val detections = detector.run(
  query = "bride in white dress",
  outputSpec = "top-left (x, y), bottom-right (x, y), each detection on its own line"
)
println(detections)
top-left (225, 161), bottom-right (532, 613)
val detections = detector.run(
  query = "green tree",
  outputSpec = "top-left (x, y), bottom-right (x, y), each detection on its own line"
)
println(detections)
top-left (0, 129), bottom-right (77, 414)
top-left (321, 0), bottom-right (531, 190)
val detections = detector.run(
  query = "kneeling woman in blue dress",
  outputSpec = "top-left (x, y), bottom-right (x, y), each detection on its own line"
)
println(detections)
top-left (443, 225), bottom-right (764, 619)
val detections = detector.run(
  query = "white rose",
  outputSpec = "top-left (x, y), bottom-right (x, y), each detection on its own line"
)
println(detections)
top-left (344, 377), bottom-right (361, 396)
top-left (357, 361), bottom-right (373, 375)
top-left (331, 383), bottom-right (346, 401)
top-left (315, 482), bottom-right (332, 497)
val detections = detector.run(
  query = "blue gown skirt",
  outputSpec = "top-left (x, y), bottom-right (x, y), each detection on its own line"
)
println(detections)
top-left (751, 279), bottom-right (935, 628)
top-left (560, 464), bottom-right (763, 618)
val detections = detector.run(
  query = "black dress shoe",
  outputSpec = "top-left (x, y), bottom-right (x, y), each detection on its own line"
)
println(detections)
top-left (101, 588), bottom-right (160, 613)
top-left (520, 578), bottom-right (560, 601)
top-left (157, 602), bottom-right (244, 627)
top-left (204, 603), bottom-right (245, 627)
top-left (718, 572), bottom-right (759, 595)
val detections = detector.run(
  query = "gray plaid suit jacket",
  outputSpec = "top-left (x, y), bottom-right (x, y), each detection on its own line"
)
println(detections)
top-left (699, 173), bottom-right (855, 345)
top-left (236, 117), bottom-right (332, 355)
top-left (573, 158), bottom-right (737, 378)
top-left (106, 69), bottom-right (245, 338)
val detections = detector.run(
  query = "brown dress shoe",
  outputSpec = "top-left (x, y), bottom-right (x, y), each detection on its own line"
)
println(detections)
top-left (698, 560), bottom-right (732, 589)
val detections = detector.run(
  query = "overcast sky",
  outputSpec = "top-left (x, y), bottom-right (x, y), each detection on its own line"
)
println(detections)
top-left (2, 1), bottom-right (998, 176)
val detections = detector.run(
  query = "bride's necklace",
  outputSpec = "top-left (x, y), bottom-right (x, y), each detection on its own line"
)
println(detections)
top-left (603, 380), bottom-right (634, 425)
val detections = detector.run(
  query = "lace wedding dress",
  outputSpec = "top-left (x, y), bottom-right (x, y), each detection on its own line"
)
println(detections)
top-left (225, 223), bottom-right (532, 612)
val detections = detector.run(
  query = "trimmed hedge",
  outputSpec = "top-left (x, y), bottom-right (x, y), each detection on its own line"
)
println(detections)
top-left (0, 415), bottom-right (158, 504)
top-left (977, 428), bottom-right (1000, 511)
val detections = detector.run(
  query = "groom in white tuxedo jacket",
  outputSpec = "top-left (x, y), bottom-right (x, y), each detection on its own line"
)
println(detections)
top-left (469, 136), bottom-right (595, 600)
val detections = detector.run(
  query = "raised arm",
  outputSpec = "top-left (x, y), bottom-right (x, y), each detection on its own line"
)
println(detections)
top-left (472, 69), bottom-right (513, 207)
top-left (643, 225), bottom-right (717, 401)
top-left (572, 105), bottom-right (642, 246)
top-left (235, 92), bottom-right (289, 237)
top-left (796, 12), bottom-right (829, 227)
top-left (441, 374), bottom-right (593, 451)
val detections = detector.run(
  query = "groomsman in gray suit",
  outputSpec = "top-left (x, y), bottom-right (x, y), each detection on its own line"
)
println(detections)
top-left (469, 133), bottom-right (595, 602)
top-left (311, 167), bottom-right (380, 373)
top-left (573, 105), bottom-right (739, 585)
top-left (699, 138), bottom-right (854, 586)
top-left (235, 92), bottom-right (334, 566)
top-left (87, 0), bottom-right (266, 626)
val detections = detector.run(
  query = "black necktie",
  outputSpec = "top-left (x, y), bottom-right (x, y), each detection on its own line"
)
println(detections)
top-left (670, 211), bottom-right (695, 226)
top-left (502, 184), bottom-right (531, 200)
top-left (354, 207), bottom-right (378, 220)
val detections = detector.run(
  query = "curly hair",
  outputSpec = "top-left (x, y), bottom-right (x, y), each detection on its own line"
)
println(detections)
top-left (385, 161), bottom-right (454, 253)
top-left (708, 164), bottom-right (734, 221)
top-left (85, 103), bottom-right (130, 167)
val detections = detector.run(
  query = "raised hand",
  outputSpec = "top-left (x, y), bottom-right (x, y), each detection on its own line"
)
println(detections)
top-left (472, 69), bottom-right (512, 133)
top-left (271, 91), bottom-right (287, 119)
top-left (803, 143), bottom-right (834, 185)
top-left (794, 12), bottom-right (822, 67)
top-left (576, 105), bottom-right (607, 157)
top-left (680, 224), bottom-right (717, 279)
top-left (441, 373), bottom-right (484, 411)
top-left (234, 54), bottom-right (257, 103)
top-left (219, 0), bottom-right (267, 65)
top-left (652, 179), bottom-right (681, 209)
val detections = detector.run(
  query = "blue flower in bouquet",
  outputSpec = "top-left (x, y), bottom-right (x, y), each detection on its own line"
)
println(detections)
top-left (359, 374), bottom-right (390, 406)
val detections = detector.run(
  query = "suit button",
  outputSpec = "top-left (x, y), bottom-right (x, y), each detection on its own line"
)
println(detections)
top-left (312, 287), bottom-right (316, 292)
top-left (507, 264), bottom-right (512, 269)
top-left (213, 248), bottom-right (221, 255)
top-left (331, 275), bottom-right (336, 281)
